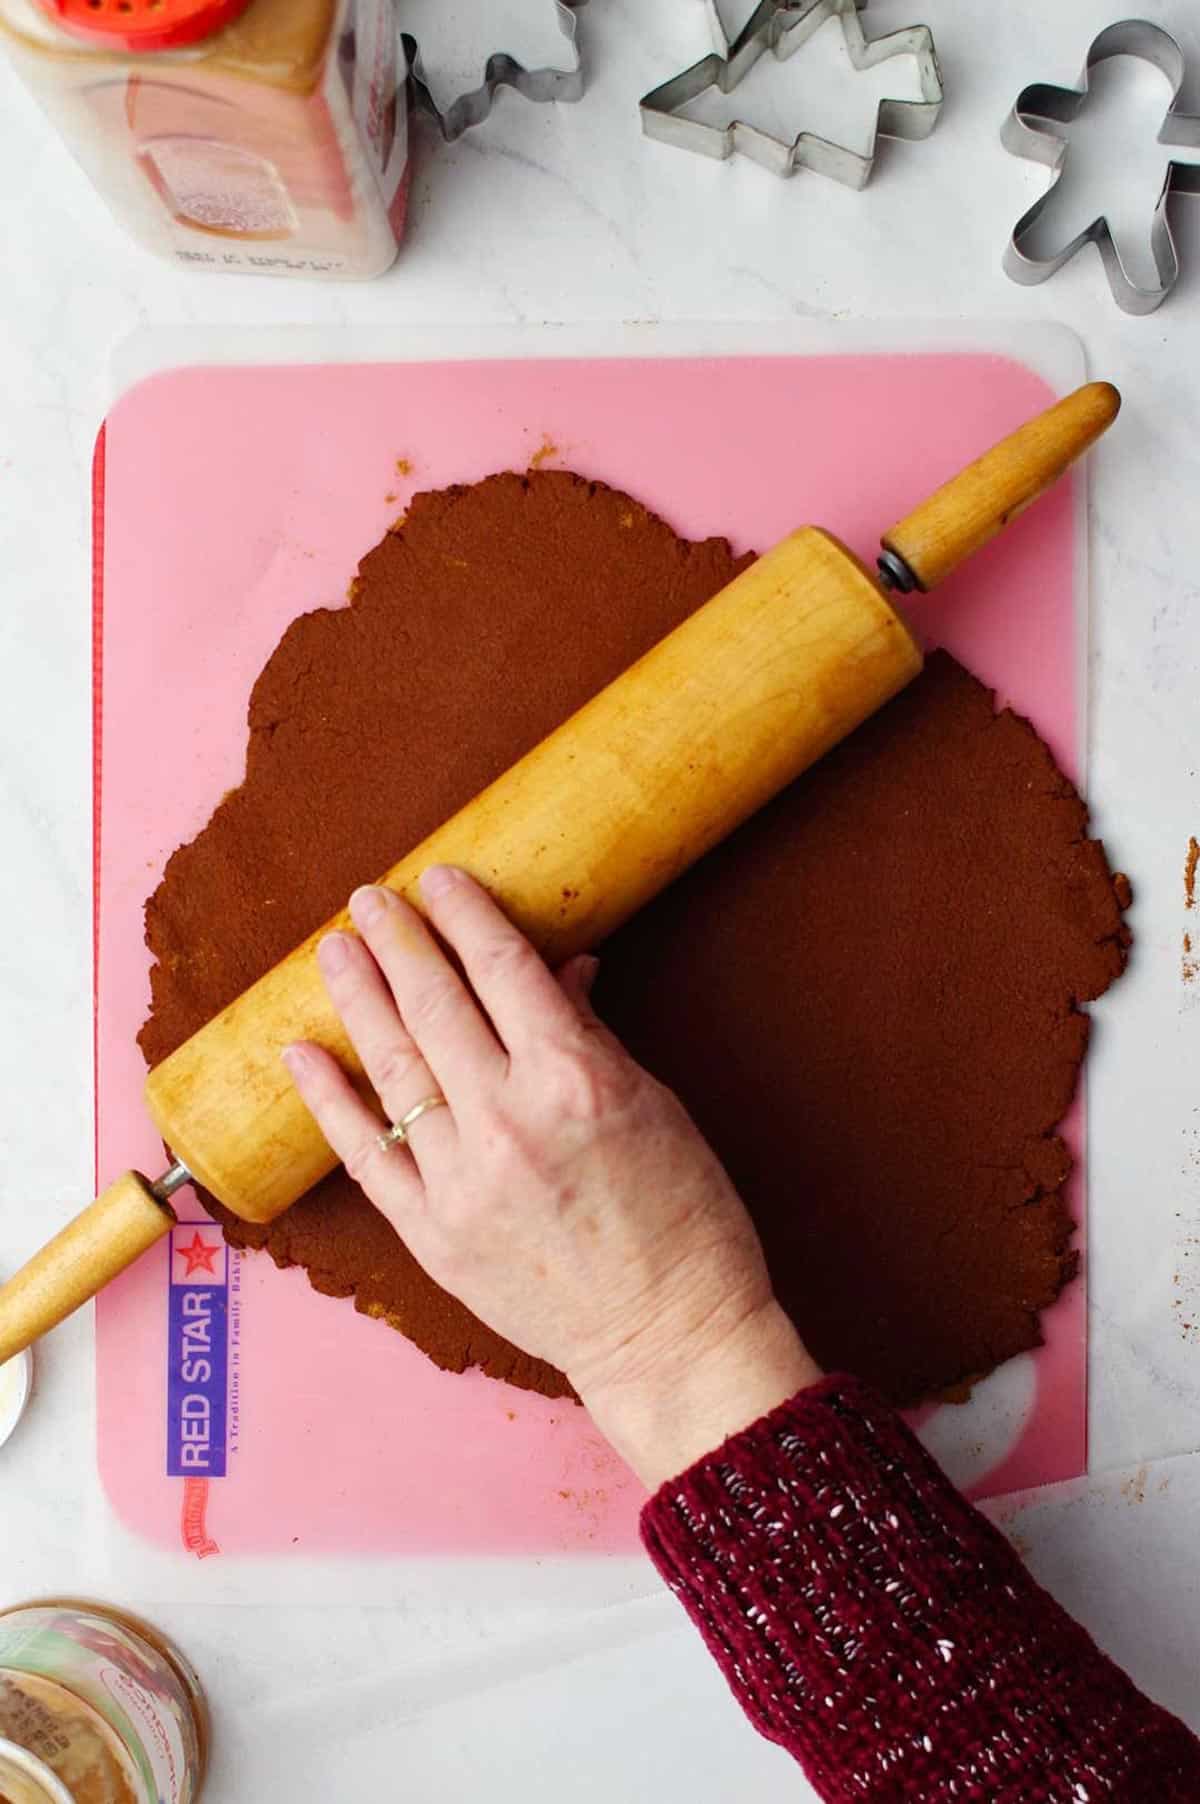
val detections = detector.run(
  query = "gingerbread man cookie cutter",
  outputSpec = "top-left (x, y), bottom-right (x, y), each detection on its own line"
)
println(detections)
top-left (1002, 19), bottom-right (1200, 315)
top-left (406, 0), bottom-right (585, 144)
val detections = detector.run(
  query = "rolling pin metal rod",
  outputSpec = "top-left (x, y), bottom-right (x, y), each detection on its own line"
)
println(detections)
top-left (0, 381), bottom-right (1120, 1368)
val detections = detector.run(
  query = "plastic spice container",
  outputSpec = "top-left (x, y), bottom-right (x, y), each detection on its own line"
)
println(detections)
top-left (0, 0), bottom-right (410, 278)
top-left (0, 1600), bottom-right (207, 1804)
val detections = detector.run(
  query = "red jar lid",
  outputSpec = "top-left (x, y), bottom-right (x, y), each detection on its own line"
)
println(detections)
top-left (38, 0), bottom-right (256, 52)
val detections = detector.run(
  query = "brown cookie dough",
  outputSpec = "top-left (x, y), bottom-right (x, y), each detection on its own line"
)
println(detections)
top-left (139, 471), bottom-right (1129, 1406)
top-left (598, 651), bottom-right (1128, 1403)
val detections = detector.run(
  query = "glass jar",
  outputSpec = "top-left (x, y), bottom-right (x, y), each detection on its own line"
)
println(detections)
top-left (0, 0), bottom-right (410, 278)
top-left (0, 1600), bottom-right (207, 1804)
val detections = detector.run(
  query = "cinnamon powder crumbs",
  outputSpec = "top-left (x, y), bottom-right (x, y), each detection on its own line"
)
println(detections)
top-left (395, 457), bottom-right (413, 476)
top-left (528, 438), bottom-right (559, 471)
top-left (1186, 837), bottom-right (1199, 909)
top-left (1120, 1467), bottom-right (1149, 1506)
top-left (139, 471), bottom-right (1130, 1406)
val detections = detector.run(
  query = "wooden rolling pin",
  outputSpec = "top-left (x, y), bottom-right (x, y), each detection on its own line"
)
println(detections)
top-left (0, 381), bottom-right (1120, 1366)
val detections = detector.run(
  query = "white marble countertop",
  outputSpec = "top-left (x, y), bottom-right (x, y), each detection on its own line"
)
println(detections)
top-left (2, 0), bottom-right (1199, 1795)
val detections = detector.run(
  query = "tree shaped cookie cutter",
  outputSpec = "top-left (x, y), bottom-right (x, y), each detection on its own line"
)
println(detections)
top-left (639, 0), bottom-right (944, 187)
top-left (406, 1), bottom-right (585, 143)
top-left (1002, 20), bottom-right (1200, 315)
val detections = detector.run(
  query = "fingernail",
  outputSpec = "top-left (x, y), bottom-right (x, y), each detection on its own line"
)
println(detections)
top-left (281, 1044), bottom-right (309, 1075)
top-left (349, 886), bottom-right (390, 928)
top-left (420, 865), bottom-right (465, 901)
top-left (318, 931), bottom-right (351, 974)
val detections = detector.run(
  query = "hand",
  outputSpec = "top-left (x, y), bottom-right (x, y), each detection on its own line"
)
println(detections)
top-left (283, 868), bottom-right (821, 1489)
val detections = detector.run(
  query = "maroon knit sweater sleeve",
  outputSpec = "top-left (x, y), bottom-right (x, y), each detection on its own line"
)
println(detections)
top-left (641, 1375), bottom-right (1200, 1801)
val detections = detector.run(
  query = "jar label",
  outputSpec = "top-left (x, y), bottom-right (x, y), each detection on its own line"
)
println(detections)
top-left (346, 0), bottom-right (409, 209)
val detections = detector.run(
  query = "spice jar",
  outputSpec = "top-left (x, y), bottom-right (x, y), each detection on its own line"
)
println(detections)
top-left (0, 1600), bottom-right (207, 1804)
top-left (0, 0), bottom-right (410, 278)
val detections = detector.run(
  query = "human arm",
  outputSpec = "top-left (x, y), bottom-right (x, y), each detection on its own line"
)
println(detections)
top-left (284, 868), bottom-right (1200, 1799)
top-left (643, 1373), bottom-right (1200, 1801)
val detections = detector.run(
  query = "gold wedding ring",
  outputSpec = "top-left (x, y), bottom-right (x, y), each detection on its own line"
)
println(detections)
top-left (377, 1093), bottom-right (449, 1153)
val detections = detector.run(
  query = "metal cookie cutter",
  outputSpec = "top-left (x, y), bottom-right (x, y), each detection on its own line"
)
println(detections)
top-left (639, 0), bottom-right (944, 187)
top-left (1002, 20), bottom-right (1200, 315)
top-left (406, 1), bottom-right (585, 144)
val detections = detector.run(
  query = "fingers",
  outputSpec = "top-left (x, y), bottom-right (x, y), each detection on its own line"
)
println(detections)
top-left (282, 1041), bottom-right (422, 1232)
top-left (557, 954), bottom-right (628, 1060)
top-left (315, 930), bottom-right (455, 1171)
top-left (557, 954), bottom-right (601, 1020)
top-left (418, 866), bottom-right (584, 1054)
top-left (348, 884), bottom-right (504, 1100)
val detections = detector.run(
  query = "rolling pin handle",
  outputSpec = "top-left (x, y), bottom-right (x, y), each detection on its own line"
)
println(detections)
top-left (0, 1170), bottom-right (180, 1366)
top-left (880, 380), bottom-right (1121, 594)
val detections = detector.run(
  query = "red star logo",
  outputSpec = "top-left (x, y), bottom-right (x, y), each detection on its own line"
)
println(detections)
top-left (176, 1231), bottom-right (221, 1278)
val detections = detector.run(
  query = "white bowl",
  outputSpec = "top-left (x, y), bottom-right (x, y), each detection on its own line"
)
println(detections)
top-left (0, 1347), bottom-right (33, 1449)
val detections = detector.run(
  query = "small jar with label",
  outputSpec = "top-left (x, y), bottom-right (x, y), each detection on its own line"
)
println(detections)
top-left (0, 0), bottom-right (410, 278)
top-left (0, 1599), bottom-right (207, 1803)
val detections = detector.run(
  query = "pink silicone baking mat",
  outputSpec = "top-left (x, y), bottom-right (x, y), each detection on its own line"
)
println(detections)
top-left (94, 349), bottom-right (1085, 1558)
